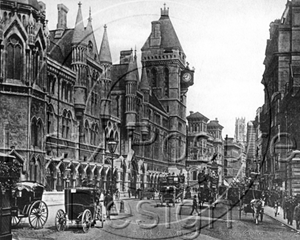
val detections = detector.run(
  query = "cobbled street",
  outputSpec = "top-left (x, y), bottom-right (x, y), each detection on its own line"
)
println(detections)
top-left (12, 198), bottom-right (300, 240)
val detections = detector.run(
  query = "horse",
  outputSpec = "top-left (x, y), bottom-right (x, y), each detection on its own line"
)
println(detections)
top-left (250, 199), bottom-right (264, 225)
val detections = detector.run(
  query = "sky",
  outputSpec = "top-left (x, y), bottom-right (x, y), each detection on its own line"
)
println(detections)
top-left (43, 0), bottom-right (288, 138)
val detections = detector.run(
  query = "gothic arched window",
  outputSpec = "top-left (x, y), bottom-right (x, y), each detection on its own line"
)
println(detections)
top-left (47, 105), bottom-right (54, 134)
top-left (7, 36), bottom-right (23, 80)
top-left (37, 119), bottom-right (43, 149)
top-left (151, 68), bottom-right (157, 88)
top-left (31, 118), bottom-right (38, 147)
top-left (164, 68), bottom-right (169, 97)
top-left (62, 111), bottom-right (67, 138)
top-left (85, 121), bottom-right (90, 144)
top-left (33, 44), bottom-right (42, 85)
top-left (66, 112), bottom-right (71, 139)
top-left (94, 124), bottom-right (99, 146)
top-left (90, 123), bottom-right (95, 145)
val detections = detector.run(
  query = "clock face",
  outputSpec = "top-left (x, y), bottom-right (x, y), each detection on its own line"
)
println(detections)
top-left (182, 72), bottom-right (192, 82)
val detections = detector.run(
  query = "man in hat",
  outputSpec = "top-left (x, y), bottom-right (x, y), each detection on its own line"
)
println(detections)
top-left (104, 191), bottom-right (114, 220)
top-left (190, 195), bottom-right (199, 215)
top-left (294, 201), bottom-right (300, 229)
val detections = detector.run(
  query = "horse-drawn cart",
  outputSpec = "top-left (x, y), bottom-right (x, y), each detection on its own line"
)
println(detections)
top-left (198, 187), bottom-right (216, 206)
top-left (240, 189), bottom-right (264, 224)
top-left (11, 181), bottom-right (48, 229)
top-left (217, 186), bottom-right (240, 206)
top-left (55, 188), bottom-right (103, 233)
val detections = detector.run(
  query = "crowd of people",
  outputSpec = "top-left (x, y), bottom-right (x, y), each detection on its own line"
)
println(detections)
top-left (278, 194), bottom-right (300, 228)
top-left (262, 190), bottom-right (300, 229)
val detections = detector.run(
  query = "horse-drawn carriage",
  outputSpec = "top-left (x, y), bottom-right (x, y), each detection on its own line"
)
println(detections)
top-left (11, 181), bottom-right (48, 229)
top-left (198, 187), bottom-right (216, 206)
top-left (217, 186), bottom-right (240, 206)
top-left (55, 187), bottom-right (103, 233)
top-left (240, 189), bottom-right (264, 224)
top-left (158, 175), bottom-right (184, 206)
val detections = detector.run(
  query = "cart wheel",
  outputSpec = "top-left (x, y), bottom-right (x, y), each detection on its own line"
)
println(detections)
top-left (82, 209), bottom-right (92, 233)
top-left (28, 200), bottom-right (48, 229)
top-left (55, 209), bottom-right (66, 231)
top-left (11, 216), bottom-right (21, 227)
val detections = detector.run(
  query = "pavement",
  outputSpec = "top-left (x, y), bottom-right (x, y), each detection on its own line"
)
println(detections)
top-left (263, 205), bottom-right (300, 233)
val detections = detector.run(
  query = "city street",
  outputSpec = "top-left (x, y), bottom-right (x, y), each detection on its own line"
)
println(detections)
top-left (11, 198), bottom-right (300, 240)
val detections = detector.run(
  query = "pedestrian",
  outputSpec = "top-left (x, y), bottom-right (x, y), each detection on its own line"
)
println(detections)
top-left (115, 188), bottom-right (119, 200)
top-left (128, 188), bottom-right (131, 198)
top-left (274, 199), bottom-right (279, 217)
top-left (198, 190), bottom-right (202, 206)
top-left (93, 190), bottom-right (102, 225)
top-left (190, 195), bottom-right (199, 215)
top-left (282, 195), bottom-right (287, 220)
top-left (287, 196), bottom-right (296, 225)
top-left (294, 202), bottom-right (300, 229)
top-left (104, 191), bottom-right (114, 220)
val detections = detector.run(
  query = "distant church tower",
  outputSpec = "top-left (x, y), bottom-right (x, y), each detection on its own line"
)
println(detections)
top-left (235, 117), bottom-right (246, 143)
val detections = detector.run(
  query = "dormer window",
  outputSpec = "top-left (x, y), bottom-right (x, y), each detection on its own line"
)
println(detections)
top-left (88, 41), bottom-right (93, 53)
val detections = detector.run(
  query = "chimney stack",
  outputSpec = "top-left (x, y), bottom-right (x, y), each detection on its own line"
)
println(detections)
top-left (55, 4), bottom-right (68, 38)
top-left (57, 4), bottom-right (68, 29)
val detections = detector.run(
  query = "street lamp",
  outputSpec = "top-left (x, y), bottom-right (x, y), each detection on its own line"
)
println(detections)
top-left (107, 138), bottom-right (118, 195)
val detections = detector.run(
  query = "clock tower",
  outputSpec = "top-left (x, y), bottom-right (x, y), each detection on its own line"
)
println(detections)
top-left (141, 5), bottom-right (194, 169)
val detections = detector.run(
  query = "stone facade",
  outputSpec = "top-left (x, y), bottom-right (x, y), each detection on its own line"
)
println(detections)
top-left (0, 1), bottom-right (194, 193)
top-left (186, 111), bottom-right (224, 188)
top-left (259, 0), bottom-right (300, 195)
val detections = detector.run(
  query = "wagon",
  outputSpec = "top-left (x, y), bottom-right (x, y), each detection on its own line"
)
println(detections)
top-left (198, 187), bottom-right (216, 206)
top-left (140, 187), bottom-right (156, 200)
top-left (11, 181), bottom-right (48, 229)
top-left (217, 186), bottom-right (240, 207)
top-left (240, 189), bottom-right (264, 224)
top-left (158, 175), bottom-right (184, 206)
top-left (55, 188), bottom-right (103, 233)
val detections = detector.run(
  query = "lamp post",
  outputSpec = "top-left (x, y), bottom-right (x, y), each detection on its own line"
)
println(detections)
top-left (186, 165), bottom-right (190, 187)
top-left (107, 138), bottom-right (118, 195)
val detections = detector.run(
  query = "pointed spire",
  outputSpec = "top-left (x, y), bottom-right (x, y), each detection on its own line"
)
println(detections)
top-left (161, 3), bottom-right (169, 17)
top-left (134, 45), bottom-right (137, 61)
top-left (72, 2), bottom-right (86, 44)
top-left (88, 7), bottom-right (92, 22)
top-left (126, 52), bottom-right (138, 81)
top-left (99, 24), bottom-right (112, 64)
top-left (140, 66), bottom-right (150, 91)
top-left (86, 7), bottom-right (93, 35)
